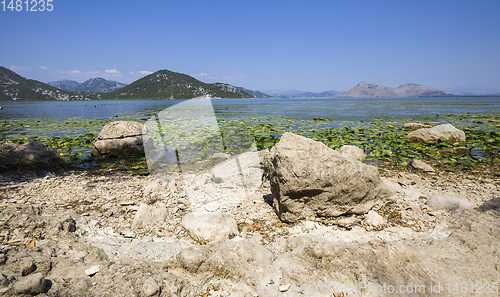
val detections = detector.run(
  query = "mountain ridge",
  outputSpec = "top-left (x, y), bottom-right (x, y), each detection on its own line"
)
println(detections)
top-left (333, 81), bottom-right (449, 98)
top-left (0, 67), bottom-right (253, 101)
top-left (48, 78), bottom-right (127, 93)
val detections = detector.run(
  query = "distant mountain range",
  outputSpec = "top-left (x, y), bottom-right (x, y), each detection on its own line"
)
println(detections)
top-left (0, 66), bottom-right (252, 101)
top-left (332, 82), bottom-right (449, 98)
top-left (2, 65), bottom-right (498, 101)
top-left (237, 87), bottom-right (271, 98)
top-left (48, 78), bottom-right (127, 93)
top-left (0, 66), bottom-right (92, 101)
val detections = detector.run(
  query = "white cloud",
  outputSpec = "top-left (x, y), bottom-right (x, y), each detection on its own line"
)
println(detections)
top-left (40, 66), bottom-right (49, 70)
top-left (10, 66), bottom-right (27, 71)
top-left (105, 69), bottom-right (121, 74)
top-left (69, 70), bottom-right (81, 74)
top-left (200, 72), bottom-right (208, 76)
top-left (138, 70), bottom-right (152, 75)
top-left (85, 71), bottom-right (101, 75)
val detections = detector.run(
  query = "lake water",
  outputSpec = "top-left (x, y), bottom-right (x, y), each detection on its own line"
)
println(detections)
top-left (1, 97), bottom-right (500, 122)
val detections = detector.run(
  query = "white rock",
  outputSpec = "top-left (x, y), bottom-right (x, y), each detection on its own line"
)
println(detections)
top-left (211, 151), bottom-right (263, 190)
top-left (426, 192), bottom-right (474, 212)
top-left (121, 229), bottom-right (136, 238)
top-left (411, 159), bottom-right (435, 172)
top-left (406, 123), bottom-right (466, 146)
top-left (132, 203), bottom-right (168, 229)
top-left (142, 278), bottom-right (160, 296)
top-left (85, 265), bottom-right (100, 276)
top-left (299, 220), bottom-right (317, 232)
top-left (181, 211), bottom-right (237, 244)
top-left (279, 284), bottom-right (290, 292)
top-left (364, 210), bottom-right (386, 226)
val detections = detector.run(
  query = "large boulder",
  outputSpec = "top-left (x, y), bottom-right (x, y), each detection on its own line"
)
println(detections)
top-left (91, 121), bottom-right (150, 158)
top-left (264, 132), bottom-right (394, 223)
top-left (0, 141), bottom-right (62, 169)
top-left (405, 124), bottom-right (466, 146)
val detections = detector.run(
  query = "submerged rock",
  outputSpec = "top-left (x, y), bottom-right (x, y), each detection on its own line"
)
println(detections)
top-left (264, 132), bottom-right (394, 223)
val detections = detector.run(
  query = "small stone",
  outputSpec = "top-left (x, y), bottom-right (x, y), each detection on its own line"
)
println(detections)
top-left (279, 284), bottom-right (290, 292)
top-left (411, 160), bottom-right (435, 172)
top-left (142, 278), bottom-right (160, 296)
top-left (120, 201), bottom-right (135, 206)
top-left (121, 229), bottom-right (136, 238)
top-left (364, 210), bottom-right (386, 226)
top-left (13, 272), bottom-right (48, 295)
top-left (85, 265), bottom-right (100, 276)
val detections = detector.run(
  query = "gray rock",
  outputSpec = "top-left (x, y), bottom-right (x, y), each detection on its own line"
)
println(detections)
top-left (0, 141), bottom-right (62, 169)
top-left (0, 273), bottom-right (9, 287)
top-left (181, 211), bottom-right (237, 244)
top-left (403, 123), bottom-right (432, 130)
top-left (91, 121), bottom-right (150, 157)
top-left (132, 203), bottom-right (169, 229)
top-left (13, 272), bottom-right (48, 295)
top-left (426, 192), bottom-right (474, 212)
top-left (405, 124), bottom-right (466, 146)
top-left (338, 145), bottom-right (365, 161)
top-left (142, 277), bottom-right (160, 296)
top-left (264, 132), bottom-right (394, 223)
top-left (411, 159), bottom-right (435, 172)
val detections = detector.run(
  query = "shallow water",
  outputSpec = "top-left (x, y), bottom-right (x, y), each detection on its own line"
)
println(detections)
top-left (1, 97), bottom-right (500, 121)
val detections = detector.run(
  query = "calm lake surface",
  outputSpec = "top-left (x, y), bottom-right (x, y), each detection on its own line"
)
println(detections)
top-left (1, 97), bottom-right (500, 122)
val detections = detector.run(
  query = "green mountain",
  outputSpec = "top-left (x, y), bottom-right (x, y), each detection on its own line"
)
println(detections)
top-left (99, 70), bottom-right (253, 99)
top-left (0, 67), bottom-right (253, 101)
top-left (0, 66), bottom-right (92, 101)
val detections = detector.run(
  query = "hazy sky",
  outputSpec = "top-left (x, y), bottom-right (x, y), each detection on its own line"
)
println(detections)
top-left (1, 0), bottom-right (499, 93)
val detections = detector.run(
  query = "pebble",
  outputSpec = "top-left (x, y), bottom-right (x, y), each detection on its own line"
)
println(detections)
top-left (279, 284), bottom-right (290, 292)
top-left (85, 265), bottom-right (100, 276)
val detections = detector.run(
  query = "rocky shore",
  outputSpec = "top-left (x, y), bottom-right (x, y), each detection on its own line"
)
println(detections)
top-left (0, 161), bottom-right (499, 296)
top-left (0, 123), bottom-right (499, 296)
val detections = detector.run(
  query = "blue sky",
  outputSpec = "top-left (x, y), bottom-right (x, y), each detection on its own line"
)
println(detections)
top-left (1, 0), bottom-right (499, 94)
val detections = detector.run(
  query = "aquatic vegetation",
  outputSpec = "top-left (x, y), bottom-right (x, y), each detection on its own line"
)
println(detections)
top-left (2, 111), bottom-right (499, 174)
